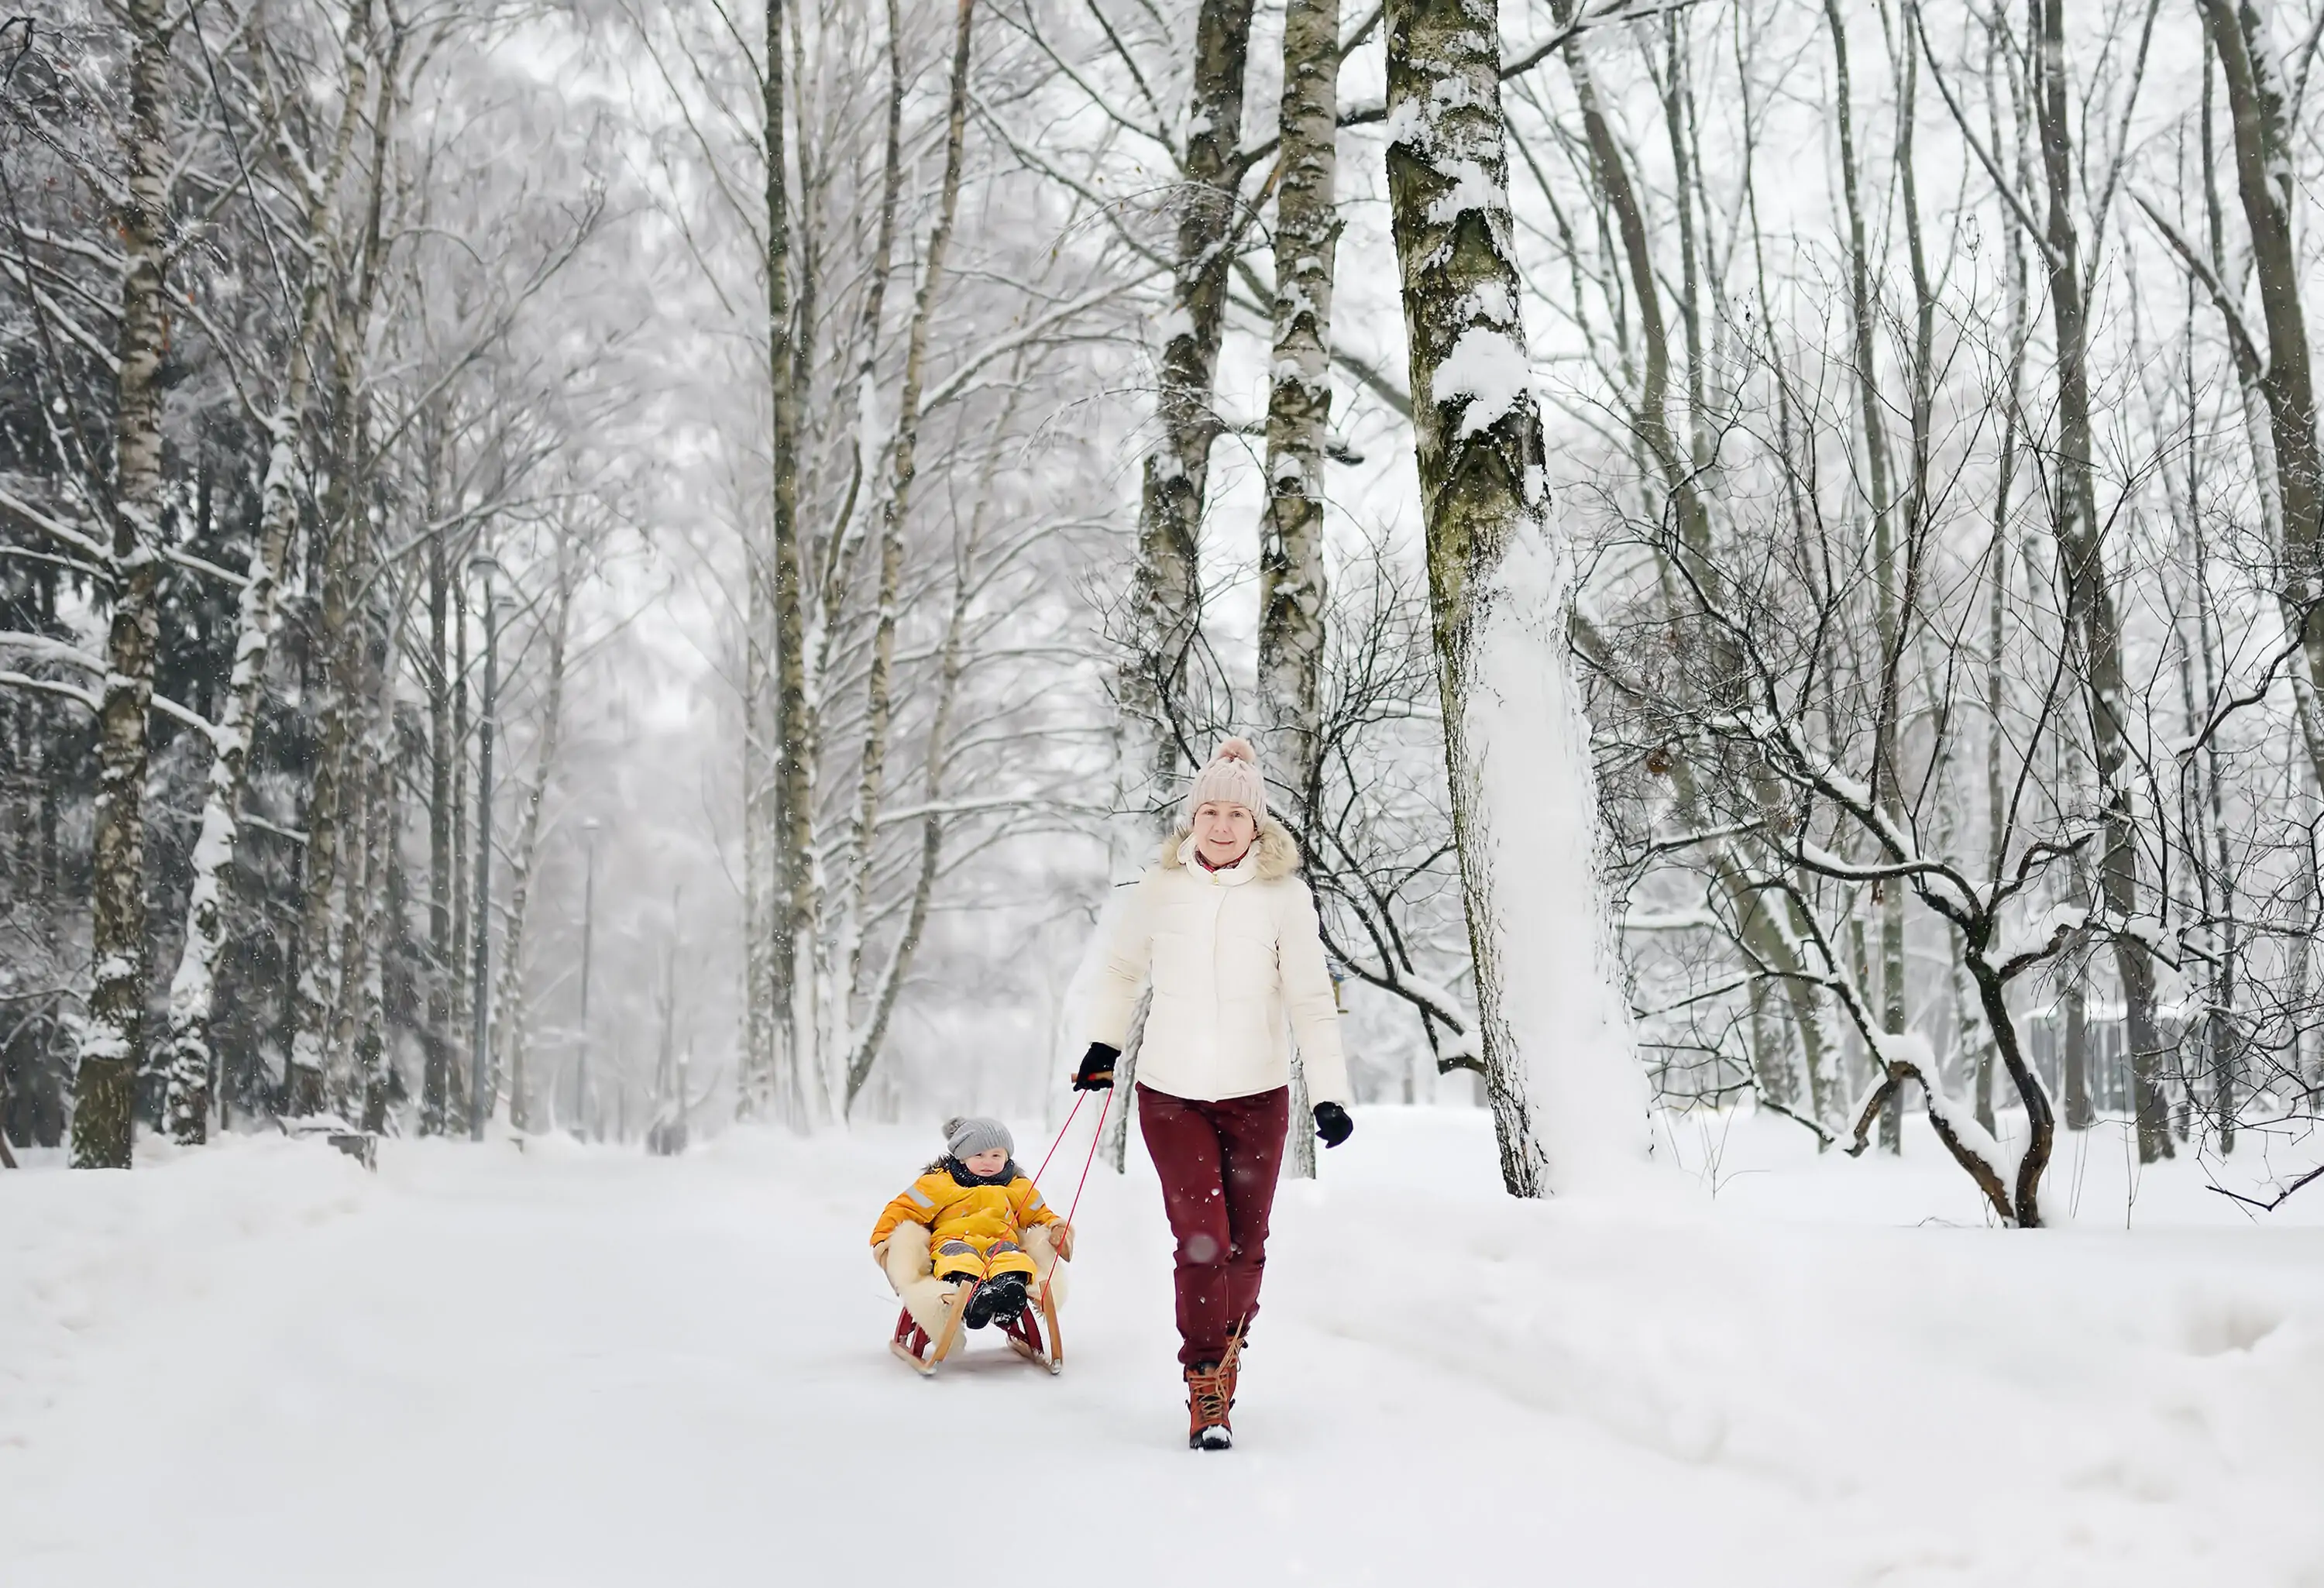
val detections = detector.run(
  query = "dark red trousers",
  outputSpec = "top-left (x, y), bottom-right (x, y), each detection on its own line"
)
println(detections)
top-left (1136, 1082), bottom-right (1290, 1368)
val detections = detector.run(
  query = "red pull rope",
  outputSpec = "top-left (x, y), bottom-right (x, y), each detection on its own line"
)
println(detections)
top-left (1061, 1091), bottom-right (1112, 1227)
top-left (1027, 1091), bottom-right (1086, 1188)
top-left (1038, 1090), bottom-right (1112, 1311)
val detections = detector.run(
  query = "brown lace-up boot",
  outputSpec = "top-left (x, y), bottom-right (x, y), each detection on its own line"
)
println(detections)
top-left (1184, 1363), bottom-right (1232, 1450)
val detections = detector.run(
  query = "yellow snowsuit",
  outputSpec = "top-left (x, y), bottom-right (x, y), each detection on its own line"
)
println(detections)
top-left (871, 1164), bottom-right (1058, 1284)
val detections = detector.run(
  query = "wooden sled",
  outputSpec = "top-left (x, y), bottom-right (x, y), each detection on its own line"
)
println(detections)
top-left (890, 1277), bottom-right (1064, 1377)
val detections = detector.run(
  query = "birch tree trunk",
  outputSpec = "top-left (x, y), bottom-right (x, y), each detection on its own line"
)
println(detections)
top-left (762, 0), bottom-right (813, 1130)
top-left (1981, 36), bottom-right (2030, 1135)
top-left (287, 528), bottom-right (357, 1116)
top-left (2032, 0), bottom-right (2170, 1161)
top-left (1122, 0), bottom-right (1257, 820)
top-left (490, 542), bottom-right (578, 1134)
top-left (325, 595), bottom-right (386, 1116)
top-left (1889, 11), bottom-right (1940, 1153)
top-left (422, 417), bottom-right (456, 1135)
top-left (158, 0), bottom-right (373, 1143)
top-left (1384, 0), bottom-right (1639, 1196)
top-left (73, 0), bottom-right (174, 1168)
top-left (448, 574), bottom-right (473, 1128)
top-left (817, 0), bottom-right (907, 1100)
top-left (1102, 0), bottom-right (1260, 1163)
top-left (838, 0), bottom-right (975, 1102)
top-left (1824, 0), bottom-right (1906, 1154)
top-left (1260, 0), bottom-right (1339, 1182)
top-left (342, 601), bottom-right (399, 1129)
top-left (285, 9), bottom-right (401, 1121)
top-left (842, 377), bottom-right (1030, 1109)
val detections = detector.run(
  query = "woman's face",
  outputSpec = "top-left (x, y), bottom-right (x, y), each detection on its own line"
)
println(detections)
top-left (1193, 800), bottom-right (1257, 867)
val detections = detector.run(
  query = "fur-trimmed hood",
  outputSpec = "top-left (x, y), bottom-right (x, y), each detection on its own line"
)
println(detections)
top-left (1088, 814), bottom-right (1347, 1105)
top-left (1158, 816), bottom-right (1302, 881)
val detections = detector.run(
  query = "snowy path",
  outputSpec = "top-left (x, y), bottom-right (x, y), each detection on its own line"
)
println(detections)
top-left (6, 1112), bottom-right (2324, 1586)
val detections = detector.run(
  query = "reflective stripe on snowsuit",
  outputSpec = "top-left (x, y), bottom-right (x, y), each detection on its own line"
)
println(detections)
top-left (869, 1167), bottom-right (1056, 1280)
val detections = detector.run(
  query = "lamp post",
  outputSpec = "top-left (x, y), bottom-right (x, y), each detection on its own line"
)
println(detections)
top-left (467, 556), bottom-right (511, 1142)
top-left (576, 817), bottom-right (599, 1139)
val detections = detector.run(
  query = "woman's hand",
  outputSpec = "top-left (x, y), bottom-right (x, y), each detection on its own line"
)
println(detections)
top-left (1313, 1102), bottom-right (1353, 1148)
top-left (1073, 1042), bottom-right (1120, 1091)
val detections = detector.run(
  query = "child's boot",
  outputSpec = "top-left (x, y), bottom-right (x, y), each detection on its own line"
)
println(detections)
top-left (964, 1271), bottom-right (1027, 1330)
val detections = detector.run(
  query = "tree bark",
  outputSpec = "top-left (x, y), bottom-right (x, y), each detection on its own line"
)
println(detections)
top-left (762, 0), bottom-right (813, 1130)
top-left (448, 571), bottom-right (472, 1128)
top-left (286, 534), bottom-right (356, 1118)
top-left (348, 604), bottom-right (398, 1133)
top-left (73, 0), bottom-right (174, 1168)
top-left (491, 541), bottom-right (578, 1134)
top-left (1979, 26), bottom-right (2029, 1136)
top-left (159, 0), bottom-right (375, 1143)
top-left (2197, 0), bottom-right (2324, 781)
top-left (842, 382), bottom-right (1028, 1110)
top-left (1384, 0), bottom-right (1636, 1195)
top-left (840, 0), bottom-right (975, 1099)
top-left (422, 412), bottom-right (456, 1135)
top-left (1261, 0), bottom-right (1339, 1181)
top-left (1122, 0), bottom-right (1257, 820)
top-left (325, 607), bottom-right (380, 1115)
top-left (1823, 0), bottom-right (1907, 1154)
top-left (2031, 0), bottom-right (2170, 1160)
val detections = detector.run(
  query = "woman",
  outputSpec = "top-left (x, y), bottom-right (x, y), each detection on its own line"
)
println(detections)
top-left (1074, 737), bottom-right (1354, 1451)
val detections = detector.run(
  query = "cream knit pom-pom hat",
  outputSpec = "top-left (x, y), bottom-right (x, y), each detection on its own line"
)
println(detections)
top-left (1185, 737), bottom-right (1267, 822)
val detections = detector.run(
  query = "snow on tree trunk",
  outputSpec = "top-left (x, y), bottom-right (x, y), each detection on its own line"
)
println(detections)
top-left (162, 420), bottom-right (303, 1140)
top-left (159, 0), bottom-right (374, 1146)
top-left (1383, 0), bottom-right (1643, 1197)
top-left (73, 0), bottom-right (174, 1170)
top-left (1260, 0), bottom-right (1339, 1182)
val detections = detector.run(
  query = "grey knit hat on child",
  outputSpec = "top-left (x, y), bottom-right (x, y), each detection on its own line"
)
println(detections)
top-left (946, 1115), bottom-right (1013, 1161)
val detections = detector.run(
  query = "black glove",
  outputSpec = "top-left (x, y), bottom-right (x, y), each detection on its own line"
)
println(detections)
top-left (1073, 1042), bottom-right (1120, 1091)
top-left (1313, 1102), bottom-right (1353, 1148)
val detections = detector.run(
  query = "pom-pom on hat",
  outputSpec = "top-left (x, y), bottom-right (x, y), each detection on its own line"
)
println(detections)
top-left (1186, 736), bottom-right (1267, 822)
top-left (945, 1115), bottom-right (1013, 1161)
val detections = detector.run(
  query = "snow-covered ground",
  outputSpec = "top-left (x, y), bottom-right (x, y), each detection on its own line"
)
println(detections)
top-left (5, 1109), bottom-right (2322, 1586)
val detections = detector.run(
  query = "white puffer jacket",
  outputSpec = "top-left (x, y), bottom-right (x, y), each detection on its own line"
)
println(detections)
top-left (1089, 820), bottom-right (1349, 1105)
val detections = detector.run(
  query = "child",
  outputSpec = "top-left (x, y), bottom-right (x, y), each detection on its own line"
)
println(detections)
top-left (871, 1117), bottom-right (1071, 1337)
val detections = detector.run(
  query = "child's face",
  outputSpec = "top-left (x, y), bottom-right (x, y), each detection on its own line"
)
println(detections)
top-left (963, 1147), bottom-right (1010, 1177)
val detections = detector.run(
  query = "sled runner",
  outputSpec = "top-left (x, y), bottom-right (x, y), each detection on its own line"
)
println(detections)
top-left (888, 1277), bottom-right (1064, 1377)
top-left (881, 1094), bottom-right (1108, 1380)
